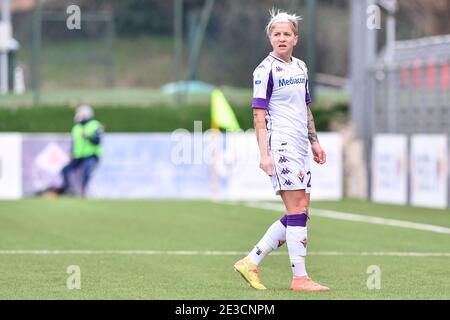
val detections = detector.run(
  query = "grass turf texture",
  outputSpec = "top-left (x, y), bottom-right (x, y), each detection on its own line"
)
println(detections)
top-left (0, 199), bottom-right (449, 299)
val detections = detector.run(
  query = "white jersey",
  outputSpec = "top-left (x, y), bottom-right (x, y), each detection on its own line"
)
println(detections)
top-left (252, 53), bottom-right (312, 156)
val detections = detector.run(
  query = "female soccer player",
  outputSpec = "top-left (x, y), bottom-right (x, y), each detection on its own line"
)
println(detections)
top-left (234, 9), bottom-right (329, 292)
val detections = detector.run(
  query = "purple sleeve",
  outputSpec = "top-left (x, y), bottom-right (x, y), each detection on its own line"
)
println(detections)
top-left (305, 79), bottom-right (312, 105)
top-left (305, 92), bottom-right (312, 105)
top-left (252, 70), bottom-right (273, 110)
top-left (252, 98), bottom-right (269, 109)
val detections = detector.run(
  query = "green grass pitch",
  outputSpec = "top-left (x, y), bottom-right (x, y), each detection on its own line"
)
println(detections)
top-left (0, 198), bottom-right (449, 299)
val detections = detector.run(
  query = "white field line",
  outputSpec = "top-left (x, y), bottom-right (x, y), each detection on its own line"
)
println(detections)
top-left (1, 202), bottom-right (448, 257)
top-left (234, 201), bottom-right (450, 235)
top-left (0, 250), bottom-right (449, 257)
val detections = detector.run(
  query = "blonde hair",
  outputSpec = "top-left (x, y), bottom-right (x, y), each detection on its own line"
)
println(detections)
top-left (265, 8), bottom-right (302, 37)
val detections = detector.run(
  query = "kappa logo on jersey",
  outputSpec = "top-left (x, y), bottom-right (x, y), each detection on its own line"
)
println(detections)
top-left (279, 156), bottom-right (289, 163)
top-left (283, 179), bottom-right (293, 186)
top-left (276, 66), bottom-right (284, 72)
top-left (278, 76), bottom-right (306, 87)
top-left (281, 168), bottom-right (291, 175)
top-left (297, 61), bottom-right (306, 75)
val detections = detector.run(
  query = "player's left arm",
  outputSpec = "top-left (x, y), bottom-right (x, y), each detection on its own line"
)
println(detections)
top-left (307, 106), bottom-right (326, 165)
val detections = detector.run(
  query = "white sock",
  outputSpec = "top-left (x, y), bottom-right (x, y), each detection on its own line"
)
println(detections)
top-left (290, 256), bottom-right (307, 277)
top-left (247, 220), bottom-right (286, 266)
top-left (286, 225), bottom-right (308, 276)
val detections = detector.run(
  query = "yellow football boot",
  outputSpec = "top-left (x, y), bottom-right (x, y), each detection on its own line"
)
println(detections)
top-left (233, 257), bottom-right (267, 290)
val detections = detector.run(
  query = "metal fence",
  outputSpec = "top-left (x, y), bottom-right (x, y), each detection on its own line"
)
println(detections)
top-left (350, 0), bottom-right (450, 201)
top-left (12, 7), bottom-right (114, 94)
top-left (369, 35), bottom-right (450, 136)
top-left (366, 34), bottom-right (450, 206)
top-left (38, 10), bottom-right (115, 88)
top-left (4, 0), bottom-right (353, 106)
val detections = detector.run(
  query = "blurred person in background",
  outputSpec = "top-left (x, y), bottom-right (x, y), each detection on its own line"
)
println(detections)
top-left (233, 9), bottom-right (329, 292)
top-left (50, 104), bottom-right (103, 198)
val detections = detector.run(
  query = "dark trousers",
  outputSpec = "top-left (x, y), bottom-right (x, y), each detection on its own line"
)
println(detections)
top-left (58, 155), bottom-right (99, 195)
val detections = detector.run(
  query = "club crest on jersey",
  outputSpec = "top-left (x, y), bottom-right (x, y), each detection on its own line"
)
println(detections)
top-left (298, 171), bottom-right (305, 183)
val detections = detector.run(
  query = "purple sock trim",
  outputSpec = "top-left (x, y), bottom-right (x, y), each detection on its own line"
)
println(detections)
top-left (279, 215), bottom-right (288, 227)
top-left (286, 213), bottom-right (308, 227)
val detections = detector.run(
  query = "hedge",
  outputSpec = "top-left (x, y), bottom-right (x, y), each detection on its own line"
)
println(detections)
top-left (0, 103), bottom-right (347, 133)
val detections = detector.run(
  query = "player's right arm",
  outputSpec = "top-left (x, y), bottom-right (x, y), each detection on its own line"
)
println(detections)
top-left (252, 61), bottom-right (274, 176)
top-left (253, 109), bottom-right (273, 176)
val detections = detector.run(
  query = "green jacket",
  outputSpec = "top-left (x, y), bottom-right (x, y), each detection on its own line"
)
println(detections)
top-left (71, 119), bottom-right (102, 159)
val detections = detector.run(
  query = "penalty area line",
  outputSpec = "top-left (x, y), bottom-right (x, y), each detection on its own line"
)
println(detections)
top-left (224, 201), bottom-right (450, 235)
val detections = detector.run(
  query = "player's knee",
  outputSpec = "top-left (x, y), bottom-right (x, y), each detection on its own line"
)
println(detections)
top-left (290, 205), bottom-right (309, 215)
top-left (298, 198), bottom-right (310, 213)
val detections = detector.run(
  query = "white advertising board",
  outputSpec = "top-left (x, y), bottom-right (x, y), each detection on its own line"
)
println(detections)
top-left (0, 133), bottom-right (22, 199)
top-left (19, 132), bottom-right (343, 201)
top-left (224, 131), bottom-right (277, 200)
top-left (309, 132), bottom-right (343, 201)
top-left (223, 132), bottom-right (342, 201)
top-left (410, 134), bottom-right (448, 208)
top-left (371, 134), bottom-right (408, 204)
